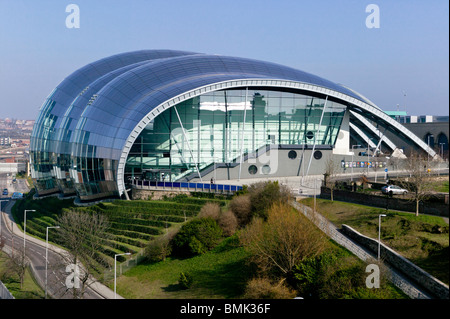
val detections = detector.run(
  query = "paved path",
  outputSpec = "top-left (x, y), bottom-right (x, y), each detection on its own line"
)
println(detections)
top-left (0, 200), bottom-right (122, 299)
top-left (290, 200), bottom-right (433, 299)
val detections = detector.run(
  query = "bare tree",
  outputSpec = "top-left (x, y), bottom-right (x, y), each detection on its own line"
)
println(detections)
top-left (323, 156), bottom-right (340, 201)
top-left (2, 245), bottom-right (28, 289)
top-left (399, 153), bottom-right (435, 216)
top-left (239, 202), bottom-right (326, 278)
top-left (55, 211), bottom-right (111, 299)
top-left (371, 161), bottom-right (380, 183)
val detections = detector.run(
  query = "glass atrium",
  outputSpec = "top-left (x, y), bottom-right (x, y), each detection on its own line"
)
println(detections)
top-left (125, 88), bottom-right (346, 182)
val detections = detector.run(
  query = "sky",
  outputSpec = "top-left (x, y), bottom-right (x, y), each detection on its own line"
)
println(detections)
top-left (0, 0), bottom-right (448, 120)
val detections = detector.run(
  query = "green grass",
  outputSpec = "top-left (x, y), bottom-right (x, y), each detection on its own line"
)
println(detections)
top-left (0, 252), bottom-right (45, 299)
top-left (433, 179), bottom-right (449, 193)
top-left (115, 236), bottom-right (252, 299)
top-left (11, 192), bottom-right (225, 272)
top-left (113, 234), bottom-right (407, 299)
top-left (300, 198), bottom-right (449, 284)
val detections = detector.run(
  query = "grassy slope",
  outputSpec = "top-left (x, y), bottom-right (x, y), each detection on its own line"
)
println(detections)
top-left (300, 198), bottom-right (449, 284)
top-left (116, 236), bottom-right (252, 299)
top-left (0, 251), bottom-right (45, 299)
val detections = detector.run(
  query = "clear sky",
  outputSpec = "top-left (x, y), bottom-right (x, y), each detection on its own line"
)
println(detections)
top-left (0, 0), bottom-right (448, 120)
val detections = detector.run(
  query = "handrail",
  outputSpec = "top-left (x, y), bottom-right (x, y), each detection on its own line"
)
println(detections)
top-left (130, 179), bottom-right (243, 193)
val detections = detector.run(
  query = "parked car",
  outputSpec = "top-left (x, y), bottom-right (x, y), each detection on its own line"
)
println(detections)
top-left (11, 192), bottom-right (23, 199)
top-left (381, 185), bottom-right (408, 195)
top-left (2, 188), bottom-right (8, 195)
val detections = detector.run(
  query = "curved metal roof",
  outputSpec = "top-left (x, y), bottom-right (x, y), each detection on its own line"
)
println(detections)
top-left (69, 53), bottom-right (369, 159)
top-left (30, 49), bottom-right (437, 199)
top-left (30, 49), bottom-right (199, 155)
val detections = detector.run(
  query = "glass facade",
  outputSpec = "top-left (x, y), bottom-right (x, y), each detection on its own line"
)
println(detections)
top-left (29, 50), bottom-right (197, 196)
top-left (32, 49), bottom-right (412, 202)
top-left (125, 88), bottom-right (346, 182)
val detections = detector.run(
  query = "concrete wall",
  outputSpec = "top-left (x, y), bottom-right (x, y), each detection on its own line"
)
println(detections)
top-left (341, 224), bottom-right (449, 299)
top-left (194, 147), bottom-right (381, 183)
top-left (131, 188), bottom-right (190, 200)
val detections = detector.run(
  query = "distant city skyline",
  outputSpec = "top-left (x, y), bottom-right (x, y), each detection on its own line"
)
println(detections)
top-left (0, 0), bottom-right (448, 120)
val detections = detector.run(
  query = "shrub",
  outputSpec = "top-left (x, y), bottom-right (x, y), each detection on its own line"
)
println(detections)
top-left (144, 229), bottom-right (177, 262)
top-left (242, 277), bottom-right (296, 299)
top-left (178, 272), bottom-right (193, 289)
top-left (247, 181), bottom-right (291, 220)
top-left (199, 202), bottom-right (238, 236)
top-left (229, 194), bottom-right (252, 227)
top-left (239, 202), bottom-right (326, 277)
top-left (217, 210), bottom-right (238, 237)
top-left (172, 217), bottom-right (223, 257)
top-left (199, 202), bottom-right (222, 220)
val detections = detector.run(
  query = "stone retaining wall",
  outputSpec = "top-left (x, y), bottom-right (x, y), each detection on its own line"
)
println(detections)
top-left (341, 224), bottom-right (449, 299)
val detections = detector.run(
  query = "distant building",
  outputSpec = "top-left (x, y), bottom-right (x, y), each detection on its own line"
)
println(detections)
top-left (385, 112), bottom-right (449, 159)
top-left (0, 137), bottom-right (11, 145)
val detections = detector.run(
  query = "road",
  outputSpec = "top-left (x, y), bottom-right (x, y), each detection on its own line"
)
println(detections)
top-left (216, 166), bottom-right (449, 196)
top-left (0, 173), bottom-right (29, 198)
top-left (0, 173), bottom-right (114, 299)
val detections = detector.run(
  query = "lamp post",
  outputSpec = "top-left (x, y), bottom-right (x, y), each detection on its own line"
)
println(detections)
top-left (378, 214), bottom-right (386, 260)
top-left (439, 142), bottom-right (444, 159)
top-left (351, 144), bottom-right (361, 181)
top-left (367, 139), bottom-right (372, 177)
top-left (427, 134), bottom-right (433, 169)
top-left (114, 252), bottom-right (131, 299)
top-left (45, 226), bottom-right (60, 299)
top-left (23, 209), bottom-right (35, 252)
top-left (214, 159), bottom-right (216, 185)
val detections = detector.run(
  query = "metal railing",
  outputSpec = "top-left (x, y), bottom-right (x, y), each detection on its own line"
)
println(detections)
top-left (131, 180), bottom-right (243, 194)
top-left (0, 280), bottom-right (14, 299)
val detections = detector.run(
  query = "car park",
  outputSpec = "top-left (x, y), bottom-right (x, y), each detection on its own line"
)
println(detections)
top-left (11, 192), bottom-right (23, 199)
top-left (381, 185), bottom-right (408, 195)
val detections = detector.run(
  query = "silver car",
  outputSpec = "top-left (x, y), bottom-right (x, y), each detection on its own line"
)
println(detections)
top-left (381, 185), bottom-right (408, 195)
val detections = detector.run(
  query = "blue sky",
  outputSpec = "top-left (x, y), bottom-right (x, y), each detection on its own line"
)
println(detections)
top-left (0, 0), bottom-right (448, 119)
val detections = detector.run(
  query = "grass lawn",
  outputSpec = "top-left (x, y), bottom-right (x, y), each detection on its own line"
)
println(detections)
top-left (0, 251), bottom-right (45, 299)
top-left (115, 236), bottom-right (252, 299)
top-left (300, 198), bottom-right (449, 285)
top-left (433, 179), bottom-right (449, 193)
top-left (114, 232), bottom-right (407, 299)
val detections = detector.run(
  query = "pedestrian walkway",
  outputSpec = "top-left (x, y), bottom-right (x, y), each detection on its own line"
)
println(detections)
top-left (0, 200), bottom-right (122, 299)
top-left (290, 200), bottom-right (433, 299)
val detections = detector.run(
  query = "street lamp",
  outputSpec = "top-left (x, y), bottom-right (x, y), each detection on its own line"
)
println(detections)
top-left (427, 134), bottom-right (434, 168)
top-left (45, 225), bottom-right (60, 299)
top-left (351, 144), bottom-right (361, 181)
top-left (439, 143), bottom-right (445, 159)
top-left (114, 252), bottom-right (131, 299)
top-left (378, 214), bottom-right (386, 260)
top-left (23, 209), bottom-right (35, 252)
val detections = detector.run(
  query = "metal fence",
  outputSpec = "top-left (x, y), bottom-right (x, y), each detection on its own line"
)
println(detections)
top-left (132, 180), bottom-right (243, 194)
top-left (103, 250), bottom-right (147, 282)
top-left (0, 280), bottom-right (14, 299)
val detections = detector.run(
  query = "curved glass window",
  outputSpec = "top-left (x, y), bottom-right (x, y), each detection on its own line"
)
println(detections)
top-left (125, 88), bottom-right (346, 181)
top-left (261, 165), bottom-right (271, 175)
top-left (288, 150), bottom-right (297, 160)
top-left (313, 150), bottom-right (323, 160)
top-left (248, 165), bottom-right (258, 175)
